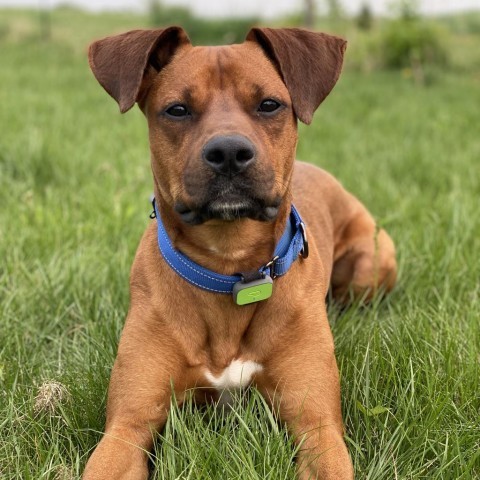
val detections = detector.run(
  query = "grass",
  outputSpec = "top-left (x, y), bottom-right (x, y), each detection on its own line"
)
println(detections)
top-left (1, 8), bottom-right (479, 480)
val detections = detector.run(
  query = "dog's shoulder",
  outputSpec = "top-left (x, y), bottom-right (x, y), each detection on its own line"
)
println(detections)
top-left (292, 160), bottom-right (353, 218)
top-left (292, 160), bottom-right (368, 269)
top-left (292, 160), bottom-right (340, 192)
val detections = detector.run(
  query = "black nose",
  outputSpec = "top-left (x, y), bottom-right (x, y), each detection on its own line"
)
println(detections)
top-left (202, 135), bottom-right (256, 176)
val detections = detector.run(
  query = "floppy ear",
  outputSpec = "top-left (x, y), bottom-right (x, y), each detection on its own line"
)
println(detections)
top-left (88, 27), bottom-right (190, 113)
top-left (246, 27), bottom-right (346, 124)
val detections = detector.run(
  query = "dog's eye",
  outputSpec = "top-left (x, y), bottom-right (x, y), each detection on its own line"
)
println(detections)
top-left (165, 104), bottom-right (190, 118)
top-left (258, 99), bottom-right (282, 114)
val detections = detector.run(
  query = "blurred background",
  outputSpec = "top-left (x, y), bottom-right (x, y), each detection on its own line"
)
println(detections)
top-left (1, 0), bottom-right (480, 65)
top-left (1, 0), bottom-right (480, 72)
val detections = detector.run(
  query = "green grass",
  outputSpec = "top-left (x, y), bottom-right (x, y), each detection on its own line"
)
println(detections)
top-left (1, 8), bottom-right (479, 480)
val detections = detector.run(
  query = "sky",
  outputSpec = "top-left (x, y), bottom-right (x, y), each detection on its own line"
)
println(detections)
top-left (1, 0), bottom-right (480, 18)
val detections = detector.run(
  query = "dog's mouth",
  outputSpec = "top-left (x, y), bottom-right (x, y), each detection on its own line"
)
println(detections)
top-left (178, 170), bottom-right (280, 225)
top-left (175, 194), bottom-right (281, 225)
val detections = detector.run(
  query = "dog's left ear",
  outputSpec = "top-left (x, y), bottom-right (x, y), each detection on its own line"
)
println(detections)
top-left (246, 27), bottom-right (346, 124)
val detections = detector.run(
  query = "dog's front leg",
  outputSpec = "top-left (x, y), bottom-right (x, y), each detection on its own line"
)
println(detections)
top-left (83, 308), bottom-right (185, 480)
top-left (260, 323), bottom-right (354, 480)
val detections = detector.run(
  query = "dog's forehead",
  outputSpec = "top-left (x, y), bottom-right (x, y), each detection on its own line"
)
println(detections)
top-left (153, 42), bottom-right (289, 103)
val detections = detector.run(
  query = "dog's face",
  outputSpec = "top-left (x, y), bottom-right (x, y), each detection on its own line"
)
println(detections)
top-left (89, 27), bottom-right (346, 224)
top-left (146, 42), bottom-right (296, 224)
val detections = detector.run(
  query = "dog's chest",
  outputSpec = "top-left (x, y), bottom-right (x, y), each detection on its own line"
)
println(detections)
top-left (205, 359), bottom-right (263, 391)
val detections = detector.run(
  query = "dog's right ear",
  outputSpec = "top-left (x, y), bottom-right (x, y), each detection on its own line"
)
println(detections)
top-left (88, 27), bottom-right (190, 113)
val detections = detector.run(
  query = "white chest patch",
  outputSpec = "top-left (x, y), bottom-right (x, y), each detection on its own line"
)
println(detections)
top-left (205, 359), bottom-right (263, 391)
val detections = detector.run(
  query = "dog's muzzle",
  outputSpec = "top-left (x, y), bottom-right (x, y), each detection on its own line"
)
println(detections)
top-left (176, 135), bottom-right (278, 224)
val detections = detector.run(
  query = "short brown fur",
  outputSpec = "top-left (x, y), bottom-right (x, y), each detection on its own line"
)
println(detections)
top-left (84, 27), bottom-right (396, 480)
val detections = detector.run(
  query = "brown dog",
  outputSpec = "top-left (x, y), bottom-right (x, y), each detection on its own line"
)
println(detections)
top-left (84, 27), bottom-right (396, 480)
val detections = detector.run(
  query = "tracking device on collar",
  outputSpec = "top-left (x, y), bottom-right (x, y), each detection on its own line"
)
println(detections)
top-left (233, 275), bottom-right (273, 305)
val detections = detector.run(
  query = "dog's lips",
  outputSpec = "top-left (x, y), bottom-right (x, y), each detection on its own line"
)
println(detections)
top-left (176, 175), bottom-right (282, 224)
top-left (174, 195), bottom-right (281, 225)
top-left (174, 201), bottom-right (201, 224)
top-left (207, 198), bottom-right (255, 221)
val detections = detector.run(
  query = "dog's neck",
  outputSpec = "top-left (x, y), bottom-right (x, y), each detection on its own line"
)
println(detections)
top-left (154, 191), bottom-right (292, 276)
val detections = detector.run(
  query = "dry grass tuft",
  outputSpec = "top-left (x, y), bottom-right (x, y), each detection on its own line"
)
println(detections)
top-left (52, 465), bottom-right (76, 480)
top-left (34, 381), bottom-right (70, 415)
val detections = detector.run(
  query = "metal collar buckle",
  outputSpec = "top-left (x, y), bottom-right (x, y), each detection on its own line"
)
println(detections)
top-left (299, 222), bottom-right (309, 258)
top-left (149, 198), bottom-right (157, 219)
top-left (264, 255), bottom-right (280, 279)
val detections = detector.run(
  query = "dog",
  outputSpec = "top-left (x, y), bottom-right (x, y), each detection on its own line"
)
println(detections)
top-left (84, 26), bottom-right (397, 480)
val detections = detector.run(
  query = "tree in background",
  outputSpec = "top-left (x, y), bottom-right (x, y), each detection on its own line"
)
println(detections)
top-left (357, 2), bottom-right (373, 31)
top-left (147, 0), bottom-right (256, 45)
top-left (326, 0), bottom-right (344, 22)
top-left (380, 0), bottom-right (448, 84)
top-left (38, 0), bottom-right (51, 40)
top-left (304, 0), bottom-right (316, 28)
top-left (392, 0), bottom-right (420, 21)
top-left (303, 0), bottom-right (345, 27)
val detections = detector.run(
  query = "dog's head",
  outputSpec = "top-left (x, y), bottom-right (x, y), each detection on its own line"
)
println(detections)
top-left (89, 27), bottom-right (346, 225)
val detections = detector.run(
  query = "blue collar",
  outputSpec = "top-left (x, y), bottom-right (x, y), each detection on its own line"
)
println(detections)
top-left (153, 201), bottom-right (308, 305)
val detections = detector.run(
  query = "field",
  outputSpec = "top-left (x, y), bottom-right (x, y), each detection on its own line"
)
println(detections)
top-left (0, 8), bottom-right (479, 480)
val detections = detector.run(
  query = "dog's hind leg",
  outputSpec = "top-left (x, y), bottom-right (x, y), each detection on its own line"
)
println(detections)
top-left (330, 200), bottom-right (397, 303)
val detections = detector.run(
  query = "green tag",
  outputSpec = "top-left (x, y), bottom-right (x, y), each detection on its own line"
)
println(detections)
top-left (233, 276), bottom-right (273, 305)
